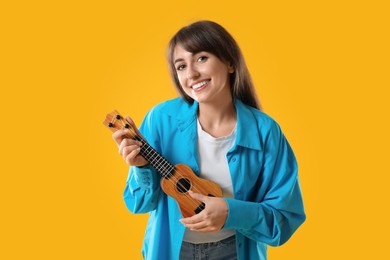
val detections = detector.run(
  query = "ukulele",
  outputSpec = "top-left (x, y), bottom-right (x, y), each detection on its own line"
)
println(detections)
top-left (103, 110), bottom-right (223, 217)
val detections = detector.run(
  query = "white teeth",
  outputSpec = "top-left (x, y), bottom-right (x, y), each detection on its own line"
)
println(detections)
top-left (192, 80), bottom-right (209, 89)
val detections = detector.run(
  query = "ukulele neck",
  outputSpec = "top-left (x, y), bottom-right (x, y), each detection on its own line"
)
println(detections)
top-left (102, 110), bottom-right (174, 179)
top-left (134, 135), bottom-right (174, 179)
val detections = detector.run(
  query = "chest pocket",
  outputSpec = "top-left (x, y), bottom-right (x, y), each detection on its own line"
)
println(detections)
top-left (228, 147), bottom-right (265, 201)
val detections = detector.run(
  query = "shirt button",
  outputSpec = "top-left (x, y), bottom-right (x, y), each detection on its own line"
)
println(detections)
top-left (231, 157), bottom-right (236, 162)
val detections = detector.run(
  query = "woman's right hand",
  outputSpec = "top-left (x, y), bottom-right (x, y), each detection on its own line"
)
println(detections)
top-left (112, 116), bottom-right (149, 167)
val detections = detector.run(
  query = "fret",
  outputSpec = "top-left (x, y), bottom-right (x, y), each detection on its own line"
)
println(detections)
top-left (136, 136), bottom-right (174, 178)
top-left (103, 113), bottom-right (175, 179)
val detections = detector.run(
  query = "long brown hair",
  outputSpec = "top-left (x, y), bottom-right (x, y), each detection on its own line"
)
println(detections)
top-left (167, 20), bottom-right (261, 110)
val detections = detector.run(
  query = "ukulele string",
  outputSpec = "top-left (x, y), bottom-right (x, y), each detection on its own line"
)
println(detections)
top-left (111, 115), bottom-right (203, 210)
top-left (114, 116), bottom-right (203, 210)
top-left (109, 112), bottom-right (206, 214)
top-left (137, 146), bottom-right (204, 211)
top-left (135, 137), bottom-right (203, 209)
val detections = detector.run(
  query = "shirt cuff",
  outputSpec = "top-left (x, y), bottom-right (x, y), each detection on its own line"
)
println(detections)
top-left (130, 164), bottom-right (158, 189)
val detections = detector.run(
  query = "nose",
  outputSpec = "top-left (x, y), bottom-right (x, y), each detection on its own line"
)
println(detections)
top-left (186, 65), bottom-right (200, 79)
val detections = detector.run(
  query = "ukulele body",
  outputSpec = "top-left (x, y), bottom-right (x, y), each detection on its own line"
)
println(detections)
top-left (160, 164), bottom-right (223, 218)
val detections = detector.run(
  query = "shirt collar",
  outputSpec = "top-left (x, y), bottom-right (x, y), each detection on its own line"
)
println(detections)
top-left (172, 98), bottom-right (262, 151)
top-left (234, 99), bottom-right (262, 151)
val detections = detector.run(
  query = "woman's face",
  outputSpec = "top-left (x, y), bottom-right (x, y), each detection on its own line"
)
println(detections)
top-left (173, 44), bottom-right (234, 105)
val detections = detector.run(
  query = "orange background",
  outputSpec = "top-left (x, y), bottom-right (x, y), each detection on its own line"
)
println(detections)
top-left (1, 0), bottom-right (389, 259)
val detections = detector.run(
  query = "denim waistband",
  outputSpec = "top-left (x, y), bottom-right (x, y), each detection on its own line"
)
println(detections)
top-left (182, 235), bottom-right (236, 247)
top-left (180, 235), bottom-right (237, 260)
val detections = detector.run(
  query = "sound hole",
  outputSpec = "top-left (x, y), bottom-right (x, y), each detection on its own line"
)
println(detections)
top-left (176, 178), bottom-right (191, 193)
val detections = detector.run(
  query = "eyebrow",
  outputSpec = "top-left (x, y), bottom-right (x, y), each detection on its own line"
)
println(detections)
top-left (174, 51), bottom-right (202, 64)
top-left (174, 58), bottom-right (184, 64)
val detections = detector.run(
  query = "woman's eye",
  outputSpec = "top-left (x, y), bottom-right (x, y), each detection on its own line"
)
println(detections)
top-left (176, 64), bottom-right (185, 71)
top-left (197, 56), bottom-right (208, 62)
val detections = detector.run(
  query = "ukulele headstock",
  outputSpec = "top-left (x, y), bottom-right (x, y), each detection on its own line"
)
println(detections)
top-left (103, 110), bottom-right (137, 138)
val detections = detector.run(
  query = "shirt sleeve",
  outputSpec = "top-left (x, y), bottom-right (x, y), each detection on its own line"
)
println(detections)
top-left (123, 108), bottom-right (163, 214)
top-left (223, 122), bottom-right (306, 246)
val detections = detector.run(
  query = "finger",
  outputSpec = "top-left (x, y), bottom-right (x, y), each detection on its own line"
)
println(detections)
top-left (180, 211), bottom-right (204, 225)
top-left (184, 221), bottom-right (209, 231)
top-left (183, 216), bottom-right (221, 232)
top-left (124, 147), bottom-right (142, 164)
top-left (118, 139), bottom-right (142, 155)
top-left (182, 218), bottom-right (220, 232)
top-left (112, 129), bottom-right (131, 145)
top-left (122, 144), bottom-right (141, 158)
top-left (188, 190), bottom-right (209, 203)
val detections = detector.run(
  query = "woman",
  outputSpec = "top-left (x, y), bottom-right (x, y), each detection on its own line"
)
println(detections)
top-left (113, 20), bottom-right (305, 260)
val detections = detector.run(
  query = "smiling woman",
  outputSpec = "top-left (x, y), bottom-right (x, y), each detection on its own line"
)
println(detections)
top-left (111, 20), bottom-right (306, 260)
top-left (173, 46), bottom-right (234, 107)
top-left (167, 21), bottom-right (260, 110)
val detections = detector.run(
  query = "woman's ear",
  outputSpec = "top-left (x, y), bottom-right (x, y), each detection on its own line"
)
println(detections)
top-left (228, 63), bottom-right (235, 73)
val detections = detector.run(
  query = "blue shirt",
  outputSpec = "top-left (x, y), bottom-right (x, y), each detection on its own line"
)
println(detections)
top-left (123, 97), bottom-right (306, 260)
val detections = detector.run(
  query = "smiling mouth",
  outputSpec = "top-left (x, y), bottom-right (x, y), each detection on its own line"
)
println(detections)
top-left (191, 80), bottom-right (210, 90)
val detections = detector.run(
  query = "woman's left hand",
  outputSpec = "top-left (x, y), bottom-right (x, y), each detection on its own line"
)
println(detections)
top-left (179, 190), bottom-right (228, 232)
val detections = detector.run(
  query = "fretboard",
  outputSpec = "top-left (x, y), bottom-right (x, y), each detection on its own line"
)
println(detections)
top-left (134, 135), bottom-right (174, 178)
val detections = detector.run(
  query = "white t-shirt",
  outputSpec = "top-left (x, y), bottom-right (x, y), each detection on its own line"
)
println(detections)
top-left (182, 119), bottom-right (236, 244)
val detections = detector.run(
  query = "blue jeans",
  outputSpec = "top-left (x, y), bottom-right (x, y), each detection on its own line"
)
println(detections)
top-left (179, 235), bottom-right (237, 260)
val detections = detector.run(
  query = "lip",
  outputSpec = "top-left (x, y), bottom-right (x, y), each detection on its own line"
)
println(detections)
top-left (190, 79), bottom-right (211, 89)
top-left (194, 83), bottom-right (208, 93)
top-left (191, 80), bottom-right (210, 93)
